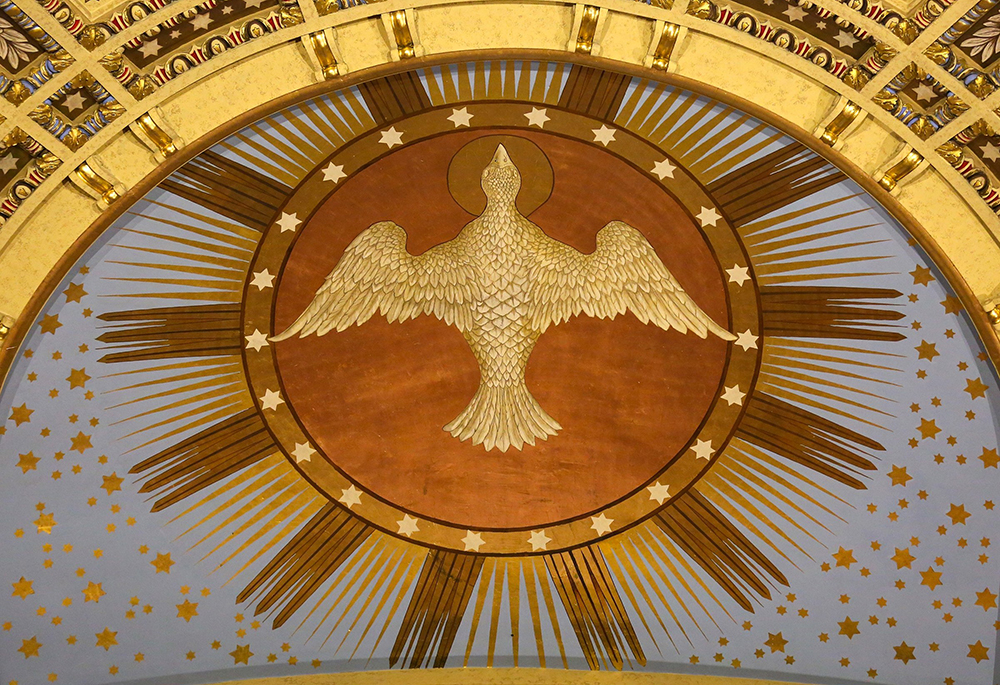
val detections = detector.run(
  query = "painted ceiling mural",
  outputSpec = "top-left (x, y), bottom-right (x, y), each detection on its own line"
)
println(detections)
top-left (0, 58), bottom-right (998, 685)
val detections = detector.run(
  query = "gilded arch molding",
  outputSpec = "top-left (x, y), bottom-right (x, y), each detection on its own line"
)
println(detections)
top-left (2, 6), bottom-right (1000, 683)
top-left (0, 0), bottom-right (999, 357)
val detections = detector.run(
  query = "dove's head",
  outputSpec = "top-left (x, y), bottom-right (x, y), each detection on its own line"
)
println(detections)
top-left (481, 144), bottom-right (521, 206)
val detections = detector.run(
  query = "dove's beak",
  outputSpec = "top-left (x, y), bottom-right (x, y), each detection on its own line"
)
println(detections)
top-left (490, 144), bottom-right (514, 168)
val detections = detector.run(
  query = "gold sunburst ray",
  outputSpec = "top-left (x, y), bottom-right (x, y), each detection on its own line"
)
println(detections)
top-left (724, 440), bottom-right (853, 518)
top-left (333, 544), bottom-right (411, 655)
top-left (308, 537), bottom-right (393, 645)
top-left (763, 341), bottom-right (902, 388)
top-left (703, 458), bottom-right (829, 551)
top-left (202, 489), bottom-right (320, 566)
top-left (624, 529), bottom-right (720, 635)
top-left (106, 376), bottom-right (246, 422)
top-left (760, 359), bottom-right (897, 409)
top-left (601, 545), bottom-right (668, 655)
top-left (182, 469), bottom-right (303, 552)
top-left (604, 543), bottom-right (678, 652)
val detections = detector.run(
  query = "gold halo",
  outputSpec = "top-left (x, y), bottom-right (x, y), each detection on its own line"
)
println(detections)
top-left (447, 134), bottom-right (553, 215)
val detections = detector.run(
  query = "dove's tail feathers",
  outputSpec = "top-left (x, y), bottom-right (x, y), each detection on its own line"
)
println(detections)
top-left (444, 382), bottom-right (561, 452)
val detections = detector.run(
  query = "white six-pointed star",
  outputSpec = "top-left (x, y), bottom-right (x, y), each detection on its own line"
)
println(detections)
top-left (190, 13), bottom-right (212, 31)
top-left (379, 127), bottom-right (404, 148)
top-left (291, 442), bottom-right (316, 463)
top-left (524, 107), bottom-right (550, 128)
top-left (834, 30), bottom-right (858, 48)
top-left (981, 142), bottom-right (1000, 162)
top-left (244, 329), bottom-right (268, 351)
top-left (322, 162), bottom-right (347, 183)
top-left (652, 158), bottom-right (676, 180)
top-left (726, 264), bottom-right (751, 286)
top-left (696, 206), bottom-right (721, 227)
top-left (448, 107), bottom-right (474, 127)
top-left (258, 389), bottom-right (285, 411)
top-left (462, 530), bottom-right (485, 552)
top-left (339, 485), bottom-right (362, 509)
top-left (528, 530), bottom-right (551, 551)
top-left (396, 514), bottom-right (419, 537)
top-left (590, 514), bottom-right (614, 536)
top-left (647, 481), bottom-right (671, 504)
top-left (783, 4), bottom-right (808, 21)
top-left (721, 385), bottom-right (746, 406)
top-left (276, 212), bottom-right (301, 233)
top-left (734, 329), bottom-right (759, 351)
top-left (250, 269), bottom-right (275, 291)
top-left (592, 125), bottom-right (616, 146)
top-left (691, 439), bottom-right (715, 460)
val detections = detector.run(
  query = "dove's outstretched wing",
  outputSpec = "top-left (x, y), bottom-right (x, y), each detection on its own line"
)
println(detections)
top-left (272, 221), bottom-right (480, 340)
top-left (527, 221), bottom-right (736, 340)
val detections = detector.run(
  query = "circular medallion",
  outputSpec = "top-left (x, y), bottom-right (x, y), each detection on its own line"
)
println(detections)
top-left (243, 103), bottom-right (761, 554)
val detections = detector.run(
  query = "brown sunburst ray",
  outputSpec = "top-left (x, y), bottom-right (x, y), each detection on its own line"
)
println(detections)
top-left (544, 546), bottom-right (647, 670)
top-left (236, 503), bottom-right (374, 629)
top-left (390, 550), bottom-right (485, 668)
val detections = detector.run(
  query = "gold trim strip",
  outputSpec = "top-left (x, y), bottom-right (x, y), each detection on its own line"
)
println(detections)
top-left (575, 6), bottom-right (600, 55)
top-left (73, 161), bottom-right (121, 206)
top-left (651, 23), bottom-right (681, 70)
top-left (819, 100), bottom-right (862, 147)
top-left (133, 113), bottom-right (179, 158)
top-left (389, 10), bottom-right (416, 60)
top-left (878, 149), bottom-right (924, 192)
top-left (309, 30), bottom-right (340, 79)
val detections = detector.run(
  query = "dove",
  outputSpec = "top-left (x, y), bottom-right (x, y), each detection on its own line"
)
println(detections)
top-left (272, 143), bottom-right (736, 452)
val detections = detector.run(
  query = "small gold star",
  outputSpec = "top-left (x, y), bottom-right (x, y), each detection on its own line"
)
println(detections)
top-left (39, 315), bottom-right (61, 335)
top-left (65, 368), bottom-right (90, 389)
top-left (11, 578), bottom-right (33, 600)
top-left (910, 265), bottom-right (934, 285)
top-left (893, 642), bottom-right (916, 664)
top-left (17, 636), bottom-right (42, 658)
top-left (838, 617), bottom-right (860, 639)
top-left (69, 432), bottom-right (92, 454)
top-left (150, 552), bottom-right (174, 574)
top-left (887, 465), bottom-right (912, 486)
top-left (832, 547), bottom-right (857, 568)
top-left (34, 512), bottom-right (56, 534)
top-left (980, 448), bottom-right (1000, 469)
top-left (917, 418), bottom-right (941, 440)
top-left (62, 283), bottom-right (87, 303)
top-left (101, 473), bottom-right (123, 496)
top-left (890, 548), bottom-right (915, 569)
top-left (82, 582), bottom-right (105, 603)
top-left (764, 632), bottom-right (787, 653)
top-left (15, 452), bottom-right (39, 474)
top-left (947, 503), bottom-right (971, 525)
top-left (965, 377), bottom-right (989, 399)
top-left (914, 340), bottom-right (939, 361)
top-left (968, 640), bottom-right (990, 663)
top-left (919, 567), bottom-right (943, 590)
top-left (176, 600), bottom-right (199, 622)
top-left (941, 295), bottom-right (962, 314)
top-left (9, 404), bottom-right (32, 426)
top-left (975, 587), bottom-right (998, 611)
top-left (95, 627), bottom-right (117, 650)
top-left (230, 644), bottom-right (253, 665)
